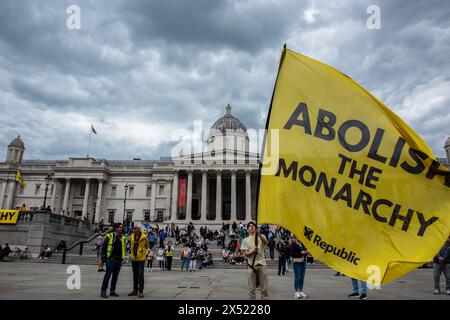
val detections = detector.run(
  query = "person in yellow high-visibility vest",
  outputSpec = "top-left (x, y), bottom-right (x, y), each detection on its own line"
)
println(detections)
top-left (100, 223), bottom-right (125, 298)
top-left (128, 224), bottom-right (149, 298)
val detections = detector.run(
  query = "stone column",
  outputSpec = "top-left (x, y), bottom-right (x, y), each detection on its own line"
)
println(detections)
top-left (6, 180), bottom-right (16, 209)
top-left (95, 179), bottom-right (104, 223)
top-left (150, 180), bottom-right (157, 221)
top-left (245, 170), bottom-right (251, 222)
top-left (50, 179), bottom-right (58, 213)
top-left (200, 170), bottom-right (207, 221)
top-left (215, 170), bottom-right (222, 221)
top-left (231, 170), bottom-right (236, 222)
top-left (62, 178), bottom-right (71, 214)
top-left (171, 170), bottom-right (179, 220)
top-left (186, 170), bottom-right (193, 220)
top-left (82, 179), bottom-right (91, 219)
top-left (0, 180), bottom-right (6, 209)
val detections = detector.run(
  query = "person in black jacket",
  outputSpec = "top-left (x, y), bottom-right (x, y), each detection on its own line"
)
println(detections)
top-left (433, 235), bottom-right (450, 295)
top-left (290, 237), bottom-right (308, 299)
top-left (277, 240), bottom-right (287, 275)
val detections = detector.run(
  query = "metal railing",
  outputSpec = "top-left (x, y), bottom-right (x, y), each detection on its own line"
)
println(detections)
top-left (61, 227), bottom-right (112, 264)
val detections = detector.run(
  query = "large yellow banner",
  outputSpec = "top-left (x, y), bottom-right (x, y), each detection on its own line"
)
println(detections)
top-left (0, 210), bottom-right (20, 224)
top-left (258, 48), bottom-right (450, 284)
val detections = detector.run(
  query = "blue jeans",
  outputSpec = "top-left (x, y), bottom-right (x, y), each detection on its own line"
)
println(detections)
top-left (351, 278), bottom-right (367, 295)
top-left (101, 258), bottom-right (122, 294)
top-left (181, 257), bottom-right (189, 271)
top-left (293, 262), bottom-right (307, 291)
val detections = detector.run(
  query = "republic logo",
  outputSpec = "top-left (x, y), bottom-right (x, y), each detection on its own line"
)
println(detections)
top-left (304, 226), bottom-right (314, 241)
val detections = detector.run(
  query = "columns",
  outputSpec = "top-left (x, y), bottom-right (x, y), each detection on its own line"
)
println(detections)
top-left (200, 170), bottom-right (207, 220)
top-left (171, 170), bottom-right (179, 220)
top-left (0, 180), bottom-right (6, 209)
top-left (150, 180), bottom-right (157, 221)
top-left (62, 178), bottom-right (71, 214)
top-left (215, 170), bottom-right (222, 221)
top-left (231, 170), bottom-right (236, 222)
top-left (245, 170), bottom-right (251, 221)
top-left (5, 180), bottom-right (16, 209)
top-left (50, 179), bottom-right (58, 213)
top-left (186, 170), bottom-right (193, 219)
top-left (95, 179), bottom-right (104, 223)
top-left (82, 179), bottom-right (91, 219)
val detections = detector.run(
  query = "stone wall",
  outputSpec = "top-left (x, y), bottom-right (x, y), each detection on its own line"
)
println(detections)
top-left (0, 211), bottom-right (94, 257)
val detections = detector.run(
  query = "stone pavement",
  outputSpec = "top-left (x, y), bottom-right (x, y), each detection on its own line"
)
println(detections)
top-left (0, 262), bottom-right (449, 300)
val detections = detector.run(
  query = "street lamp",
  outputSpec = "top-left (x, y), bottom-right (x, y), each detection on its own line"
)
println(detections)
top-left (122, 183), bottom-right (128, 222)
top-left (92, 193), bottom-right (98, 224)
top-left (43, 173), bottom-right (52, 210)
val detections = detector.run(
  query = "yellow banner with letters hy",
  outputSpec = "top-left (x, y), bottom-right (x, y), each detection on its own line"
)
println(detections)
top-left (258, 48), bottom-right (450, 284)
top-left (0, 210), bottom-right (20, 224)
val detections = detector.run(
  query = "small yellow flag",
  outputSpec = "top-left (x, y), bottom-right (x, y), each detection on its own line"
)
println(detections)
top-left (15, 170), bottom-right (26, 188)
top-left (258, 48), bottom-right (450, 284)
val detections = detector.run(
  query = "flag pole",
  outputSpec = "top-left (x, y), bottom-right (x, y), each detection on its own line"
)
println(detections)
top-left (87, 128), bottom-right (92, 158)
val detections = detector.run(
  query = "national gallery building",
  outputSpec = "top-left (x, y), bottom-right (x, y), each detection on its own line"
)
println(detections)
top-left (0, 105), bottom-right (260, 227)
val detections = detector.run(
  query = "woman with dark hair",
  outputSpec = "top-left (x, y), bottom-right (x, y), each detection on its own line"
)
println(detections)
top-left (165, 241), bottom-right (174, 271)
top-left (290, 237), bottom-right (309, 299)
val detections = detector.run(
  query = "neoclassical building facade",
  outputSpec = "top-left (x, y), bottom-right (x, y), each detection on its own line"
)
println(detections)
top-left (0, 106), bottom-right (260, 227)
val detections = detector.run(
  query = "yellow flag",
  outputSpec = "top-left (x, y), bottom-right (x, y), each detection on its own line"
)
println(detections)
top-left (15, 170), bottom-right (26, 188)
top-left (258, 48), bottom-right (450, 284)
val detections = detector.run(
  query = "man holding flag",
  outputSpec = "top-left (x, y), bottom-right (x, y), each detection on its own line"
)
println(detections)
top-left (241, 221), bottom-right (269, 300)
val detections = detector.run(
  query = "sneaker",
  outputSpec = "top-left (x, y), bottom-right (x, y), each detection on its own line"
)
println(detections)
top-left (128, 291), bottom-right (137, 296)
top-left (100, 292), bottom-right (108, 298)
top-left (138, 292), bottom-right (144, 298)
top-left (446, 290), bottom-right (450, 295)
top-left (146, 268), bottom-right (150, 272)
top-left (433, 289), bottom-right (440, 295)
top-left (359, 294), bottom-right (368, 300)
top-left (334, 272), bottom-right (341, 276)
top-left (348, 292), bottom-right (359, 297)
top-left (294, 292), bottom-right (300, 299)
top-left (109, 292), bottom-right (119, 297)
top-left (299, 292), bottom-right (308, 299)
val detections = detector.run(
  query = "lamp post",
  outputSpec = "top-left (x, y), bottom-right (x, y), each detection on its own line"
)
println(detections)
top-left (122, 183), bottom-right (128, 223)
top-left (92, 194), bottom-right (98, 224)
top-left (43, 173), bottom-right (52, 210)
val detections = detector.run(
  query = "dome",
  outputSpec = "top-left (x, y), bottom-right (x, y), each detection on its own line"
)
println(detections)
top-left (8, 135), bottom-right (25, 149)
top-left (210, 105), bottom-right (248, 134)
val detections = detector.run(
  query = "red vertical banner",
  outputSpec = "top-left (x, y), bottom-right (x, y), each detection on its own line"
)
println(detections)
top-left (178, 177), bottom-right (187, 208)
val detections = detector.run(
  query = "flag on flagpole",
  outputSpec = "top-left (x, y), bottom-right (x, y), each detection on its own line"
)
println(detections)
top-left (91, 125), bottom-right (97, 135)
top-left (258, 47), bottom-right (450, 284)
top-left (15, 170), bottom-right (26, 188)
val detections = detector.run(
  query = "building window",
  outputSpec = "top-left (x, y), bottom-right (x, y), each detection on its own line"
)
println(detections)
top-left (126, 210), bottom-right (133, 221)
top-left (144, 210), bottom-right (150, 222)
top-left (35, 185), bottom-right (41, 195)
top-left (108, 210), bottom-right (116, 223)
top-left (111, 186), bottom-right (117, 197)
top-left (159, 185), bottom-right (165, 196)
top-left (156, 210), bottom-right (164, 222)
top-left (146, 186), bottom-right (151, 197)
top-left (80, 186), bottom-right (85, 196)
top-left (128, 186), bottom-right (134, 197)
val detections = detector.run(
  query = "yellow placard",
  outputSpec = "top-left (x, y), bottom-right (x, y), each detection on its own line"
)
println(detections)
top-left (258, 48), bottom-right (450, 284)
top-left (0, 210), bottom-right (20, 224)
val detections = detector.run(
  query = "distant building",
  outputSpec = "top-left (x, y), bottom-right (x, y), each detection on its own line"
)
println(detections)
top-left (0, 105), bottom-right (259, 227)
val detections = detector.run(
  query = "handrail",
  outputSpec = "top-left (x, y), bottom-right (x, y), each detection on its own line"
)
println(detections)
top-left (62, 227), bottom-right (112, 264)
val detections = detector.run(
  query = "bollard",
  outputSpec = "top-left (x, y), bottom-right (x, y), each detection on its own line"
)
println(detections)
top-left (79, 242), bottom-right (83, 256)
top-left (62, 249), bottom-right (66, 264)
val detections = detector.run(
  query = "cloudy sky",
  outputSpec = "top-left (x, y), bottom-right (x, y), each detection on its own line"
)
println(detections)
top-left (0, 0), bottom-right (449, 161)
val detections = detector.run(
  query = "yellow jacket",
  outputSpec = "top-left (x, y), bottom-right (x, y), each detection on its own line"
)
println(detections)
top-left (129, 232), bottom-right (150, 261)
